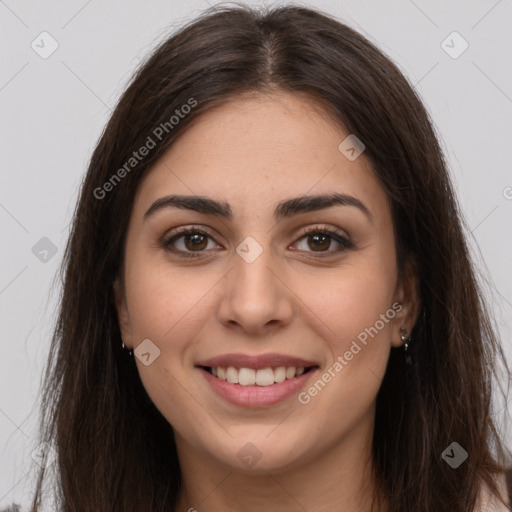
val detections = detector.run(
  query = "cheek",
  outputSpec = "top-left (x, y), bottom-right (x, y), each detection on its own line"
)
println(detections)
top-left (124, 249), bottom-right (215, 344)
top-left (295, 271), bottom-right (396, 428)
top-left (122, 256), bottom-right (212, 426)
top-left (292, 249), bottom-right (397, 399)
top-left (299, 261), bottom-right (396, 339)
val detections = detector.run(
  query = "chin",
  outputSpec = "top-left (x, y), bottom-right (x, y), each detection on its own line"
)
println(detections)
top-left (207, 435), bottom-right (310, 474)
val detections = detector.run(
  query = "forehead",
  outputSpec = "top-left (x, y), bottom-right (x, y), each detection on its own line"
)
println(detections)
top-left (133, 91), bottom-right (389, 223)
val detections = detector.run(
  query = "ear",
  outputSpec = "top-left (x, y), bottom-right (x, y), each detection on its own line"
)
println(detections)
top-left (113, 278), bottom-right (133, 350)
top-left (390, 258), bottom-right (420, 348)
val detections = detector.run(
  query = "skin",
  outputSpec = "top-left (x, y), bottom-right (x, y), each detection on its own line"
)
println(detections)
top-left (114, 91), bottom-right (419, 512)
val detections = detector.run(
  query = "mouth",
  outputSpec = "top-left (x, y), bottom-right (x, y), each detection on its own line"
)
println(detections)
top-left (195, 352), bottom-right (320, 407)
top-left (199, 365), bottom-right (318, 386)
top-left (195, 354), bottom-right (320, 407)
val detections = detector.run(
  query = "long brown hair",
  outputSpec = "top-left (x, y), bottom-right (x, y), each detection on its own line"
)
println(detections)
top-left (29, 4), bottom-right (511, 511)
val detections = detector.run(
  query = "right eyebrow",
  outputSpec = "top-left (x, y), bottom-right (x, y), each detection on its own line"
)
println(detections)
top-left (144, 195), bottom-right (232, 220)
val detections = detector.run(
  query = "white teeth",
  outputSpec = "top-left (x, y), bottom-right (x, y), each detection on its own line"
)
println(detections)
top-left (210, 365), bottom-right (310, 386)
top-left (238, 368), bottom-right (256, 386)
top-left (274, 366), bottom-right (286, 383)
top-left (226, 366), bottom-right (239, 384)
top-left (255, 367), bottom-right (274, 386)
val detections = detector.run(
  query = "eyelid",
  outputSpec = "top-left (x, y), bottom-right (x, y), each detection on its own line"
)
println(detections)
top-left (294, 224), bottom-right (351, 244)
top-left (162, 224), bottom-right (219, 241)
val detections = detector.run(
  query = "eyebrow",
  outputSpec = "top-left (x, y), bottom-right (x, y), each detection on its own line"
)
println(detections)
top-left (144, 192), bottom-right (373, 223)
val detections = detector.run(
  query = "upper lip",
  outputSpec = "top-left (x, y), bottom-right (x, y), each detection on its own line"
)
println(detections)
top-left (195, 353), bottom-right (319, 370)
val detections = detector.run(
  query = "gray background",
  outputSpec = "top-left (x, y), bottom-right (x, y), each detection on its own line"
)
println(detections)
top-left (1, 0), bottom-right (511, 509)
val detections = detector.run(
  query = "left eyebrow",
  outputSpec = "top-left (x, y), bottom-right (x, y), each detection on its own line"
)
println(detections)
top-left (274, 193), bottom-right (373, 223)
top-left (144, 192), bottom-right (373, 224)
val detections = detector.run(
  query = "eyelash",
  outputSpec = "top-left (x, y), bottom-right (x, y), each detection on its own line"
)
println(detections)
top-left (160, 224), bottom-right (354, 259)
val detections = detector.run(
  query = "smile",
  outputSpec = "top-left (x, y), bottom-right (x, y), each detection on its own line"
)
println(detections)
top-left (196, 364), bottom-right (319, 408)
top-left (202, 365), bottom-right (315, 386)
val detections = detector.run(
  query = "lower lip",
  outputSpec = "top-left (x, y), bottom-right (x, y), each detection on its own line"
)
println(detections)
top-left (197, 367), bottom-right (318, 408)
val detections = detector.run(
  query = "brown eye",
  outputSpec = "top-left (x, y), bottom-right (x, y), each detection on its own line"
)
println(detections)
top-left (161, 227), bottom-right (221, 258)
top-left (293, 226), bottom-right (354, 256)
top-left (306, 233), bottom-right (331, 251)
top-left (183, 233), bottom-right (208, 251)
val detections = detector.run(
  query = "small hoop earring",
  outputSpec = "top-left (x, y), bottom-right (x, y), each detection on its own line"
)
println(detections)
top-left (400, 327), bottom-right (411, 351)
top-left (400, 327), bottom-right (413, 366)
top-left (121, 340), bottom-right (133, 356)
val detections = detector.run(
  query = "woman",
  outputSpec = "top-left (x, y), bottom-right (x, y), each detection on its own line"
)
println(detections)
top-left (29, 4), bottom-right (511, 511)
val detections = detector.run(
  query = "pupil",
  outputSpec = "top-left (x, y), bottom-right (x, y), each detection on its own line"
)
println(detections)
top-left (310, 233), bottom-right (329, 251)
top-left (186, 234), bottom-right (207, 251)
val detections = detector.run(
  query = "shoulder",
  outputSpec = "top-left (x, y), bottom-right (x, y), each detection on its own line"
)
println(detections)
top-left (474, 470), bottom-right (511, 511)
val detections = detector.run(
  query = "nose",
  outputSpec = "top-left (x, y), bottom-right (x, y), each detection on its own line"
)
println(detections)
top-left (217, 243), bottom-right (294, 336)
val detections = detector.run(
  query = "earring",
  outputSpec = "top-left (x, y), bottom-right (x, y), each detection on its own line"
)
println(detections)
top-left (400, 327), bottom-right (412, 366)
top-left (121, 340), bottom-right (133, 356)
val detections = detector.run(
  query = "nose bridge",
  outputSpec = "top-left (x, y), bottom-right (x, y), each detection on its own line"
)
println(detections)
top-left (218, 235), bottom-right (292, 332)
top-left (234, 240), bottom-right (276, 294)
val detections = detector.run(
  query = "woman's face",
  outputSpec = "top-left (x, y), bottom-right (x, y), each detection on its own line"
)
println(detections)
top-left (115, 91), bottom-right (416, 474)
